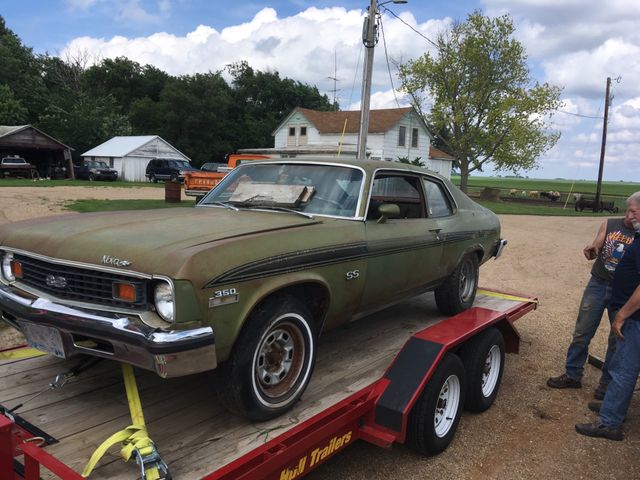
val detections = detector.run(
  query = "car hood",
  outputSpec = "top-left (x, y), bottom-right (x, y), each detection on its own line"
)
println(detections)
top-left (0, 207), bottom-right (323, 276)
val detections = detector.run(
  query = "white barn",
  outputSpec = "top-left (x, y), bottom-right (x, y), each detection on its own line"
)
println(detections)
top-left (81, 136), bottom-right (190, 182)
top-left (262, 107), bottom-right (453, 178)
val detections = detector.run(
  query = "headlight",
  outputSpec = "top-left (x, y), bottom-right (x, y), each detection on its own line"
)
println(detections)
top-left (2, 252), bottom-right (16, 282)
top-left (154, 282), bottom-right (175, 322)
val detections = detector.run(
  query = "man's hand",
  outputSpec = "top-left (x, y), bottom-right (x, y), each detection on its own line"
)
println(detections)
top-left (612, 313), bottom-right (626, 340)
top-left (583, 244), bottom-right (598, 260)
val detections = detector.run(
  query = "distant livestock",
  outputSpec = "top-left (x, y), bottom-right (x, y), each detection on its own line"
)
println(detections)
top-left (540, 190), bottom-right (561, 201)
top-left (529, 190), bottom-right (540, 199)
top-left (509, 189), bottom-right (519, 196)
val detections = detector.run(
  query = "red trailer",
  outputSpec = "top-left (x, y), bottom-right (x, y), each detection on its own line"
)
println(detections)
top-left (0, 288), bottom-right (536, 480)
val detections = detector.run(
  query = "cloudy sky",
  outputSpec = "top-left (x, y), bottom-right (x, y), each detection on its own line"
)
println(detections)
top-left (3, 0), bottom-right (640, 182)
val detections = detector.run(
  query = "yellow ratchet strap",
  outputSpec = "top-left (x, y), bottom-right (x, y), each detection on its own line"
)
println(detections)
top-left (82, 364), bottom-right (161, 479)
top-left (477, 289), bottom-right (539, 305)
top-left (0, 347), bottom-right (47, 360)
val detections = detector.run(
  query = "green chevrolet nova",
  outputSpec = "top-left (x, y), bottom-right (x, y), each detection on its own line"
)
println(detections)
top-left (0, 159), bottom-right (505, 420)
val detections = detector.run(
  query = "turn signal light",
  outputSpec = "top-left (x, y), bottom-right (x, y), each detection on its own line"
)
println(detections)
top-left (113, 282), bottom-right (136, 302)
top-left (11, 260), bottom-right (23, 279)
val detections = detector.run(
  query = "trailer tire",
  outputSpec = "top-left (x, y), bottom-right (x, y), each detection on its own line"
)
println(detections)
top-left (218, 295), bottom-right (317, 421)
top-left (435, 253), bottom-right (479, 316)
top-left (406, 353), bottom-right (466, 455)
top-left (459, 327), bottom-right (505, 412)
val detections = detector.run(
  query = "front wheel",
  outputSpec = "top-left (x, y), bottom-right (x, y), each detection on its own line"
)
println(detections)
top-left (435, 253), bottom-right (479, 316)
top-left (406, 353), bottom-right (466, 455)
top-left (218, 296), bottom-right (317, 421)
top-left (459, 328), bottom-right (505, 412)
top-left (149, 174), bottom-right (157, 183)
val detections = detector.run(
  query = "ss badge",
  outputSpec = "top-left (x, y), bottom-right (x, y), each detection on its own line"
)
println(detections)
top-left (345, 270), bottom-right (360, 281)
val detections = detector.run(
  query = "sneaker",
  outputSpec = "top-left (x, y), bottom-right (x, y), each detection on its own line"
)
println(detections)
top-left (547, 373), bottom-right (582, 389)
top-left (575, 421), bottom-right (624, 441)
top-left (594, 383), bottom-right (607, 400)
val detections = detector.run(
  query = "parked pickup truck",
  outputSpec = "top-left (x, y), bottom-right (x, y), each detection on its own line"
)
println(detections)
top-left (184, 154), bottom-right (270, 202)
top-left (1, 156), bottom-right (36, 179)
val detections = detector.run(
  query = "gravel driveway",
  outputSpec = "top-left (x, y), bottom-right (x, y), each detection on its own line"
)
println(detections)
top-left (0, 186), bottom-right (637, 479)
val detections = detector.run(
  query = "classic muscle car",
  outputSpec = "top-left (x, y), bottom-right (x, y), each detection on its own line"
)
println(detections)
top-left (0, 159), bottom-right (506, 420)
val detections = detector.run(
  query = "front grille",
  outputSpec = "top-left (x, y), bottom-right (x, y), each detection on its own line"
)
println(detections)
top-left (14, 254), bottom-right (148, 309)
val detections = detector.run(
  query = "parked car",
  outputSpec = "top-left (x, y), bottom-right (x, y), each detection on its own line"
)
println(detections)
top-left (1, 156), bottom-right (36, 179)
top-left (0, 159), bottom-right (505, 421)
top-left (74, 160), bottom-right (118, 181)
top-left (145, 158), bottom-right (199, 183)
top-left (200, 162), bottom-right (230, 173)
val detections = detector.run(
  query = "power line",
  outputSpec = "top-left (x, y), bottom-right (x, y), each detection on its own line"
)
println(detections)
top-left (380, 6), bottom-right (439, 49)
top-left (556, 110), bottom-right (603, 119)
top-left (379, 15), bottom-right (400, 108)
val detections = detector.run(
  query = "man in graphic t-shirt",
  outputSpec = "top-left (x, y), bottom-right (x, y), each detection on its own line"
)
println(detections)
top-left (547, 193), bottom-right (639, 398)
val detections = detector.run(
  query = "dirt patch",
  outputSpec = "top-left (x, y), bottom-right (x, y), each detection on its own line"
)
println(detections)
top-left (0, 186), bottom-right (638, 479)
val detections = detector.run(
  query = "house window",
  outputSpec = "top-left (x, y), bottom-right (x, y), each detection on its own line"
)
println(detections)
top-left (299, 126), bottom-right (308, 145)
top-left (287, 127), bottom-right (296, 146)
top-left (398, 126), bottom-right (406, 147)
top-left (411, 128), bottom-right (419, 148)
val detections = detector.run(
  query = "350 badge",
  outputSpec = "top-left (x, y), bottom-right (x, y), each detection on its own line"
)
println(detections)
top-left (209, 287), bottom-right (239, 308)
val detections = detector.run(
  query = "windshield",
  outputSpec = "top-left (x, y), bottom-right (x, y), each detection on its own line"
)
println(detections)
top-left (200, 163), bottom-right (363, 218)
top-left (88, 161), bottom-right (109, 168)
top-left (171, 160), bottom-right (192, 169)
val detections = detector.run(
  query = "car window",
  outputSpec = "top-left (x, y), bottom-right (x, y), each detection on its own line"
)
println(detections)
top-left (423, 178), bottom-right (453, 217)
top-left (202, 163), bottom-right (363, 218)
top-left (368, 174), bottom-right (424, 219)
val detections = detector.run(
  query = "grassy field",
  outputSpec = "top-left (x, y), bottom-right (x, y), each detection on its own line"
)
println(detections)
top-left (452, 175), bottom-right (640, 198)
top-left (0, 178), bottom-right (159, 188)
top-left (67, 199), bottom-right (194, 212)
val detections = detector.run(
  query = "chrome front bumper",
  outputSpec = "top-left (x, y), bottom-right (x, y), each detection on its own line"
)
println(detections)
top-left (0, 284), bottom-right (216, 378)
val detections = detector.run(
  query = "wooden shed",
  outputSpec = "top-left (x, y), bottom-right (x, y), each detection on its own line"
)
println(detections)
top-left (81, 136), bottom-right (190, 182)
top-left (0, 125), bottom-right (74, 179)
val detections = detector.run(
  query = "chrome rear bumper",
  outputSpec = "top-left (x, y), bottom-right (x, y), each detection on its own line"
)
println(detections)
top-left (0, 284), bottom-right (216, 378)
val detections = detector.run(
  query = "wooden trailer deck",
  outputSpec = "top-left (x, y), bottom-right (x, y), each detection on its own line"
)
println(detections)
top-left (0, 290), bottom-right (529, 479)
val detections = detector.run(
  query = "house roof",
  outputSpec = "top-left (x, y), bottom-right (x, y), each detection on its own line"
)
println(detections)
top-left (81, 135), bottom-right (160, 157)
top-left (0, 125), bottom-right (73, 150)
top-left (291, 107), bottom-right (415, 134)
top-left (429, 146), bottom-right (455, 160)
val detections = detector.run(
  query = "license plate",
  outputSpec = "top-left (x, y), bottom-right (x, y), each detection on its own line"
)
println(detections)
top-left (20, 322), bottom-right (66, 358)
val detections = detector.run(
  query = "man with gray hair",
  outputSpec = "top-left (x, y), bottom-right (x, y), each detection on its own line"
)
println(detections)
top-left (576, 191), bottom-right (640, 440)
top-left (548, 192), bottom-right (639, 399)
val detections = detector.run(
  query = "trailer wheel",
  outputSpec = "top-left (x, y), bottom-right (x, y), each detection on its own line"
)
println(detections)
top-left (406, 353), bottom-right (466, 455)
top-left (218, 296), bottom-right (317, 421)
top-left (460, 328), bottom-right (505, 412)
top-left (435, 254), bottom-right (479, 316)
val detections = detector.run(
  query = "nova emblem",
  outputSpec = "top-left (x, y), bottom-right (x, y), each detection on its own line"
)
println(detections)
top-left (46, 275), bottom-right (68, 289)
top-left (102, 255), bottom-right (132, 268)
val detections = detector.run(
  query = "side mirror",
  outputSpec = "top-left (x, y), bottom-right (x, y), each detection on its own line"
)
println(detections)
top-left (377, 203), bottom-right (400, 224)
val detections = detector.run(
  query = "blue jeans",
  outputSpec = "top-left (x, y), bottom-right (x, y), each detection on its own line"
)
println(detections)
top-left (599, 318), bottom-right (640, 428)
top-left (564, 275), bottom-right (616, 384)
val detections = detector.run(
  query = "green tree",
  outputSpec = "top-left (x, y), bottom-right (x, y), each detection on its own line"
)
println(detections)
top-left (0, 16), bottom-right (47, 123)
top-left (227, 61), bottom-right (333, 149)
top-left (399, 11), bottom-right (562, 192)
top-left (0, 84), bottom-right (27, 123)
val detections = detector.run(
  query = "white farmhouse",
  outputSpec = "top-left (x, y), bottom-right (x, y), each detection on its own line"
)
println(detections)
top-left (81, 136), bottom-right (190, 182)
top-left (252, 107), bottom-right (453, 178)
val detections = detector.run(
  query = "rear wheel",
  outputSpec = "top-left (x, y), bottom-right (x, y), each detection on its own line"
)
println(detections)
top-left (459, 328), bottom-right (505, 412)
top-left (435, 254), bottom-right (479, 316)
top-left (406, 353), bottom-right (466, 455)
top-left (149, 174), bottom-right (157, 183)
top-left (218, 296), bottom-right (317, 421)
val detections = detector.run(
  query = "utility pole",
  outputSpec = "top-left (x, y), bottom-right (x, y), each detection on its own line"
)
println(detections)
top-left (357, 0), bottom-right (377, 160)
top-left (593, 76), bottom-right (611, 213)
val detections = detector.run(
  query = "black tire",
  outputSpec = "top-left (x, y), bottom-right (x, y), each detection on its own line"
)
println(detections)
top-left (88, 173), bottom-right (95, 181)
top-left (459, 328), bottom-right (505, 412)
top-left (435, 254), bottom-right (479, 316)
top-left (218, 295), bottom-right (317, 421)
top-left (170, 173), bottom-right (178, 183)
top-left (149, 174), bottom-right (157, 183)
top-left (406, 353), bottom-right (466, 455)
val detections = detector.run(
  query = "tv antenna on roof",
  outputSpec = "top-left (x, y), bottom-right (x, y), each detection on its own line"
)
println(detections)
top-left (327, 49), bottom-right (341, 110)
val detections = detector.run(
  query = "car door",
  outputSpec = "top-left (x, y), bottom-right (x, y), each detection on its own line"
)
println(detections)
top-left (422, 175), bottom-right (458, 277)
top-left (358, 171), bottom-right (443, 312)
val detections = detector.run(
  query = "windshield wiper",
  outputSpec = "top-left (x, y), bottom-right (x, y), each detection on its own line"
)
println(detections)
top-left (205, 201), bottom-right (239, 211)
top-left (248, 205), bottom-right (315, 219)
